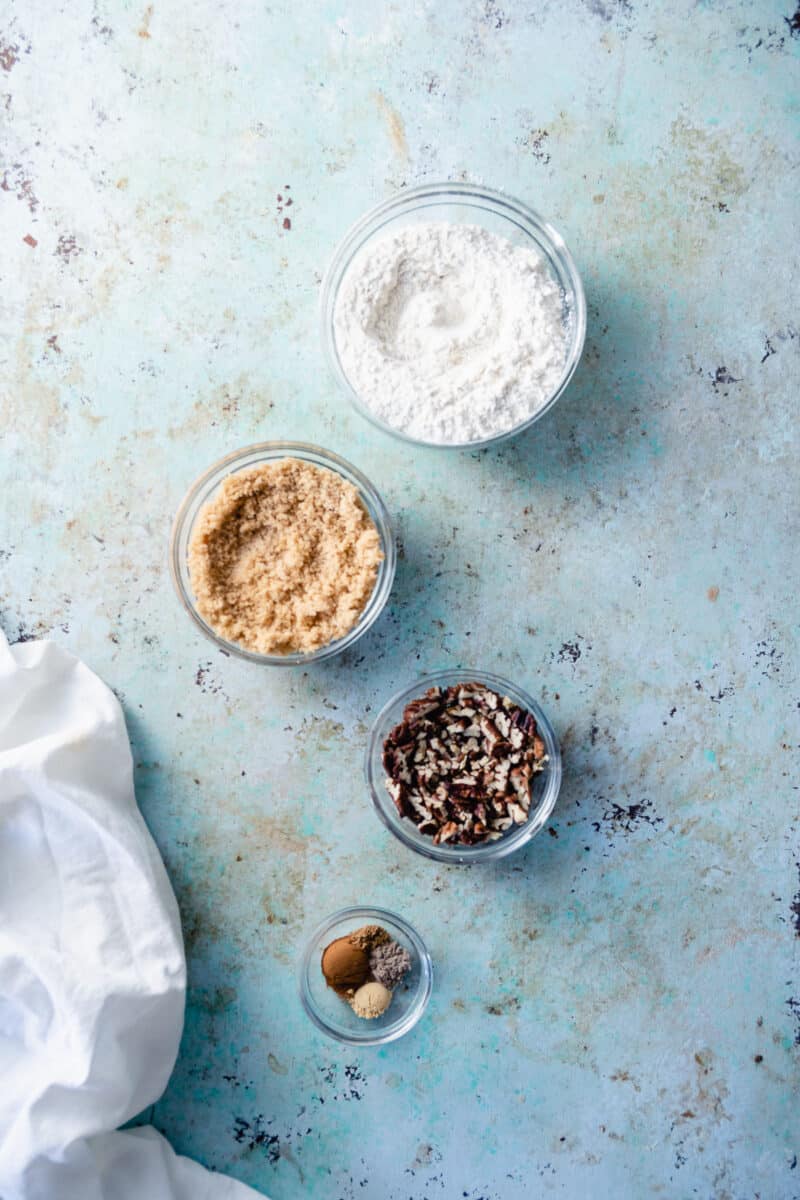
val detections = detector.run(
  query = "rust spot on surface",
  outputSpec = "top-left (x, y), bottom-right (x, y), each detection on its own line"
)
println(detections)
top-left (0, 39), bottom-right (19, 71)
top-left (707, 586), bottom-right (719, 602)
top-left (518, 128), bottom-right (551, 163)
top-left (138, 5), bottom-right (153, 37)
top-left (593, 798), bottom-right (663, 836)
top-left (485, 996), bottom-right (521, 1016)
top-left (790, 864), bottom-right (800, 936)
top-left (55, 233), bottom-right (81, 262)
top-left (711, 366), bottom-right (741, 392)
top-left (232, 1115), bottom-right (280, 1160)
top-left (276, 188), bottom-right (293, 231)
top-left (374, 91), bottom-right (408, 161)
top-left (1, 166), bottom-right (38, 212)
top-left (46, 334), bottom-right (61, 353)
top-left (23, 233), bottom-right (37, 247)
top-left (610, 1070), bottom-right (641, 1091)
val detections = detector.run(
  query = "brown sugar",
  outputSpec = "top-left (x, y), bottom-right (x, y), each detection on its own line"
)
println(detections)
top-left (188, 458), bottom-right (383, 655)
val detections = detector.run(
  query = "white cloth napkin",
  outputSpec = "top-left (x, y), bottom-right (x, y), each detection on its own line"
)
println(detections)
top-left (0, 633), bottom-right (263, 1200)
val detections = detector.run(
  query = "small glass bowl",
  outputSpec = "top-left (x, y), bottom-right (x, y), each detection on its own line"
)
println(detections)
top-left (320, 181), bottom-right (586, 450)
top-left (366, 669), bottom-right (562, 864)
top-left (299, 906), bottom-right (433, 1045)
top-left (169, 442), bottom-right (396, 665)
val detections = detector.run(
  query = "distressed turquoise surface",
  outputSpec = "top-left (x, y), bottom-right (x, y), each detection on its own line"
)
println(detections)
top-left (2, 1), bottom-right (799, 1197)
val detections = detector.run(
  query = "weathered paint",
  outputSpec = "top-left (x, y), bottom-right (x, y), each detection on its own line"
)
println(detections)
top-left (1, 1), bottom-right (798, 1197)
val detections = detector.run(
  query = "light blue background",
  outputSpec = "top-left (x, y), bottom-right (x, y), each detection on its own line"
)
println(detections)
top-left (2, 1), bottom-right (798, 1196)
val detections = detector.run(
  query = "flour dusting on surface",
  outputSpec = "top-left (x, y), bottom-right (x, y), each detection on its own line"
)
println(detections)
top-left (333, 222), bottom-right (570, 444)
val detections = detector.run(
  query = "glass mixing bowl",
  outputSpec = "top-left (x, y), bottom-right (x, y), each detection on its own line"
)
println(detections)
top-left (321, 181), bottom-right (586, 449)
top-left (170, 441), bottom-right (396, 665)
top-left (299, 906), bottom-right (433, 1045)
top-left (366, 669), bottom-right (562, 864)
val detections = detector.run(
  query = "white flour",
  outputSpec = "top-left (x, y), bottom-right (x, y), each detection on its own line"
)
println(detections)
top-left (333, 221), bottom-right (570, 445)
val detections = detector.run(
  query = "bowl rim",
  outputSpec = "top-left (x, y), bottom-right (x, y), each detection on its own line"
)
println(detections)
top-left (169, 440), bottom-right (396, 666)
top-left (365, 668), bottom-right (562, 864)
top-left (298, 905), bottom-right (433, 1045)
top-left (320, 180), bottom-right (587, 450)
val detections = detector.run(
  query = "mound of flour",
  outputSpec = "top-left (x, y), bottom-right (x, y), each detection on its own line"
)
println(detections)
top-left (333, 221), bottom-right (569, 445)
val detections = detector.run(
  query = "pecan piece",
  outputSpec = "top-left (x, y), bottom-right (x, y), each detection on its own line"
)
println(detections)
top-left (382, 681), bottom-right (552, 847)
top-left (435, 821), bottom-right (459, 844)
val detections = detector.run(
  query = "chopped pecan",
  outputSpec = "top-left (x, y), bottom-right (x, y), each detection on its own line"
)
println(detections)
top-left (381, 681), bottom-right (551, 847)
top-left (435, 821), bottom-right (459, 844)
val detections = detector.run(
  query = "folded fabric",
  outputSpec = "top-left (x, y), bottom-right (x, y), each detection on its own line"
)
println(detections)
top-left (0, 633), bottom-right (263, 1200)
